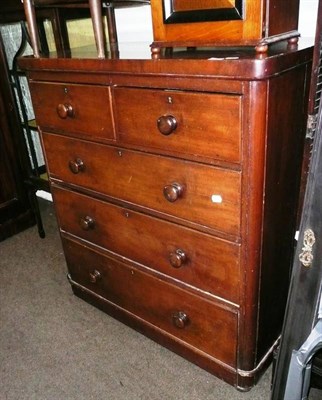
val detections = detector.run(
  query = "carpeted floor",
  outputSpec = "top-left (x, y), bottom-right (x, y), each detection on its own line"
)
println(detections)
top-left (0, 199), bottom-right (320, 400)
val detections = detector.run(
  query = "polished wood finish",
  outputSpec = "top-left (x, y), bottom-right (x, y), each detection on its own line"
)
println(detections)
top-left (22, 0), bottom-right (300, 56)
top-left (22, 0), bottom-right (41, 57)
top-left (114, 87), bottom-right (242, 163)
top-left (51, 185), bottom-right (241, 303)
top-left (63, 236), bottom-right (238, 368)
top-left (19, 43), bottom-right (312, 390)
top-left (150, 0), bottom-right (300, 51)
top-left (29, 82), bottom-right (114, 140)
top-left (22, 0), bottom-right (149, 57)
top-left (41, 133), bottom-right (241, 236)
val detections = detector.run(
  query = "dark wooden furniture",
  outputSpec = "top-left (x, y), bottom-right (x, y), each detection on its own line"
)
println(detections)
top-left (271, 111), bottom-right (322, 397)
top-left (22, 0), bottom-right (300, 57)
top-left (0, 0), bottom-right (128, 238)
top-left (22, 0), bottom-right (149, 58)
top-left (0, 1), bottom-right (26, 21)
top-left (271, 1), bottom-right (322, 398)
top-left (19, 42), bottom-right (312, 390)
top-left (0, 31), bottom-right (35, 241)
top-left (0, 0), bottom-right (70, 239)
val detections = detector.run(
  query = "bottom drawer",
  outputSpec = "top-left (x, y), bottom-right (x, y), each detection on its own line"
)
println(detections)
top-left (63, 237), bottom-right (238, 368)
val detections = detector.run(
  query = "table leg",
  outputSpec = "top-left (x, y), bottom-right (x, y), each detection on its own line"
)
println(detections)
top-left (22, 0), bottom-right (41, 57)
top-left (89, 0), bottom-right (105, 58)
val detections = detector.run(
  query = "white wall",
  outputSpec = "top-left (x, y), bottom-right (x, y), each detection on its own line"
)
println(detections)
top-left (116, 0), bottom-right (319, 43)
top-left (299, 0), bottom-right (319, 39)
top-left (115, 5), bottom-right (153, 43)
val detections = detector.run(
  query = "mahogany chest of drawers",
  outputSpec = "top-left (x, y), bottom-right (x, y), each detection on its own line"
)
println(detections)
top-left (20, 43), bottom-right (312, 390)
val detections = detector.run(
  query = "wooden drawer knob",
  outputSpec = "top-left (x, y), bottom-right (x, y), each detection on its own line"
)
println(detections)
top-left (89, 269), bottom-right (101, 283)
top-left (80, 215), bottom-right (95, 231)
top-left (69, 158), bottom-right (85, 174)
top-left (172, 311), bottom-right (189, 329)
top-left (163, 183), bottom-right (184, 202)
top-left (169, 249), bottom-right (187, 268)
top-left (157, 115), bottom-right (177, 135)
top-left (57, 103), bottom-right (74, 119)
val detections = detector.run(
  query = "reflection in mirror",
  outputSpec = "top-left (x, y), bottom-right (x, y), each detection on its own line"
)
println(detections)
top-left (163, 0), bottom-right (243, 23)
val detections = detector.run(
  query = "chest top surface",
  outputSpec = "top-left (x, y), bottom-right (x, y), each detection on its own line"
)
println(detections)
top-left (18, 40), bottom-right (313, 81)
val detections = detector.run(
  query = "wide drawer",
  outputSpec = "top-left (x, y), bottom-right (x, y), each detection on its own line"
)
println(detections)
top-left (29, 81), bottom-right (114, 140)
top-left (43, 133), bottom-right (241, 236)
top-left (52, 185), bottom-right (241, 303)
top-left (114, 87), bottom-right (242, 164)
top-left (63, 237), bottom-right (238, 367)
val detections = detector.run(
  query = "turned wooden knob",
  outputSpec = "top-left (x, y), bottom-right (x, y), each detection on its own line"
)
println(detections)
top-left (89, 269), bottom-right (101, 283)
top-left (163, 183), bottom-right (184, 202)
top-left (80, 215), bottom-right (95, 231)
top-left (68, 158), bottom-right (84, 174)
top-left (169, 249), bottom-right (187, 268)
top-left (157, 115), bottom-right (177, 135)
top-left (172, 311), bottom-right (189, 329)
top-left (57, 103), bottom-right (74, 119)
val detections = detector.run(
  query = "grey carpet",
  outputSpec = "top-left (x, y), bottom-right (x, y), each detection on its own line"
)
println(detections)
top-left (0, 199), bottom-right (321, 400)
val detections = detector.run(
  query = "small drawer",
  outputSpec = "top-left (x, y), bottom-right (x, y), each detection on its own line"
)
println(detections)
top-left (52, 186), bottom-right (241, 303)
top-left (114, 87), bottom-right (242, 164)
top-left (29, 81), bottom-right (114, 140)
top-left (63, 237), bottom-right (238, 367)
top-left (43, 133), bottom-right (241, 236)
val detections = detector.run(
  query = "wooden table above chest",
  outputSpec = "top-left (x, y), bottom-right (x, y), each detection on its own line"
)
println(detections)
top-left (19, 42), bottom-right (313, 390)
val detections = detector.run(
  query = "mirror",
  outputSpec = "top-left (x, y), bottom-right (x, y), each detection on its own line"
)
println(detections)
top-left (163, 0), bottom-right (243, 23)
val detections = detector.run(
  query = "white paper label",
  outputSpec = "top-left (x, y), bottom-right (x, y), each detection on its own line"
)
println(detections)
top-left (211, 194), bottom-right (223, 204)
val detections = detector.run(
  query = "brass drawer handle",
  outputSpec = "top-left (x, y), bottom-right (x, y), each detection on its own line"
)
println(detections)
top-left (169, 249), bottom-right (187, 268)
top-left (157, 115), bottom-right (177, 135)
top-left (57, 103), bottom-right (74, 119)
top-left (163, 182), bottom-right (184, 202)
top-left (80, 215), bottom-right (95, 231)
top-left (69, 158), bottom-right (85, 174)
top-left (89, 269), bottom-right (101, 283)
top-left (172, 311), bottom-right (189, 329)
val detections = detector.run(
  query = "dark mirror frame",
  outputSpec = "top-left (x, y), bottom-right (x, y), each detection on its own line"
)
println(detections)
top-left (162, 0), bottom-right (243, 24)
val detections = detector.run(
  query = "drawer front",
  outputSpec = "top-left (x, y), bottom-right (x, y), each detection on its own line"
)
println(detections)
top-left (43, 133), bottom-right (241, 236)
top-left (30, 81), bottom-right (114, 140)
top-left (53, 186), bottom-right (241, 303)
top-left (63, 237), bottom-right (238, 367)
top-left (114, 87), bottom-right (242, 163)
